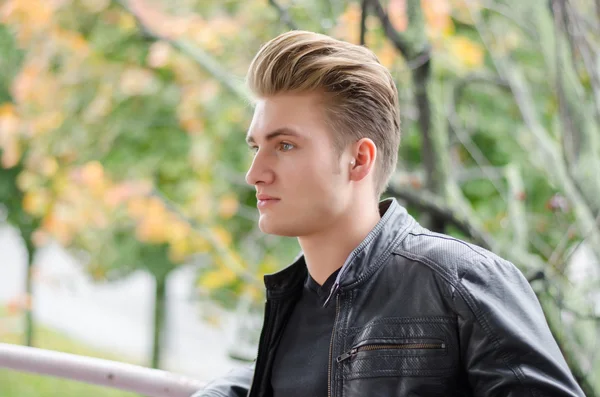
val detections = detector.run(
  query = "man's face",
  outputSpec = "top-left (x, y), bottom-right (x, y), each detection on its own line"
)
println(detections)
top-left (245, 93), bottom-right (352, 237)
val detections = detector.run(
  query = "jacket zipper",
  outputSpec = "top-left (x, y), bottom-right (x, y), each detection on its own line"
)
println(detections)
top-left (336, 341), bottom-right (446, 363)
top-left (327, 294), bottom-right (340, 397)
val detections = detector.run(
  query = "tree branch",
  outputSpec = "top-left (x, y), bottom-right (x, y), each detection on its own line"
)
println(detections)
top-left (149, 187), bottom-right (263, 289)
top-left (465, 1), bottom-right (600, 263)
top-left (371, 0), bottom-right (450, 233)
top-left (538, 277), bottom-right (599, 396)
top-left (448, 74), bottom-right (509, 197)
top-left (268, 0), bottom-right (298, 30)
top-left (360, 0), bottom-right (368, 45)
top-left (385, 183), bottom-right (494, 250)
top-left (369, 0), bottom-right (424, 60)
top-left (505, 164), bottom-right (528, 252)
top-left (552, 0), bottom-right (582, 169)
top-left (116, 0), bottom-right (249, 101)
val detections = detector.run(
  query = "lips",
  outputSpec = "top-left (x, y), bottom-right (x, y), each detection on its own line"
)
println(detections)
top-left (256, 194), bottom-right (280, 208)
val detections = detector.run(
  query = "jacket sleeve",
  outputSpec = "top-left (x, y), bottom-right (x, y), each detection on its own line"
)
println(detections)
top-left (190, 361), bottom-right (255, 397)
top-left (454, 255), bottom-right (585, 396)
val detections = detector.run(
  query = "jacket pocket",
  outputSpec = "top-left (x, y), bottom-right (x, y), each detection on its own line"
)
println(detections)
top-left (336, 338), bottom-right (446, 363)
top-left (339, 317), bottom-right (458, 380)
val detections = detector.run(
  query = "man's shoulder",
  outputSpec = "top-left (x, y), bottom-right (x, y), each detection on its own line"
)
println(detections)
top-left (391, 223), bottom-right (505, 284)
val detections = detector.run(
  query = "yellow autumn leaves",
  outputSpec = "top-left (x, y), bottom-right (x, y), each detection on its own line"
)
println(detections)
top-left (9, 151), bottom-right (244, 266)
top-left (0, 104), bottom-right (20, 168)
top-left (197, 254), bottom-right (278, 301)
top-left (333, 0), bottom-right (484, 71)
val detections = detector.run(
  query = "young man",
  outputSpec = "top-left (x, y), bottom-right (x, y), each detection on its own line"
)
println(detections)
top-left (192, 30), bottom-right (584, 397)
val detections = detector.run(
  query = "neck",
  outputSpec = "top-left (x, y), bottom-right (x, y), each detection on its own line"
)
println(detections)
top-left (298, 196), bottom-right (381, 286)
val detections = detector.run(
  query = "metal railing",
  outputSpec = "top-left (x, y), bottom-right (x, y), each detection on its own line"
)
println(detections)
top-left (0, 343), bottom-right (205, 397)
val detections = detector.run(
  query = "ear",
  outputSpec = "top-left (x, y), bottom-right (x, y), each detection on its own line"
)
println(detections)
top-left (349, 138), bottom-right (376, 182)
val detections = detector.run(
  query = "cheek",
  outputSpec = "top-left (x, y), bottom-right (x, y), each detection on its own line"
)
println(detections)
top-left (280, 149), bottom-right (343, 193)
top-left (300, 163), bottom-right (344, 196)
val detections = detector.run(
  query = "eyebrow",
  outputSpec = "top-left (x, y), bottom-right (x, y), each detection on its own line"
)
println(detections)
top-left (246, 128), bottom-right (302, 145)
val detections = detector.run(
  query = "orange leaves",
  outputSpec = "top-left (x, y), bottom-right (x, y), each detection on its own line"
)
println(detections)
top-left (448, 36), bottom-right (484, 69)
top-left (71, 161), bottom-right (107, 198)
top-left (1, 0), bottom-right (55, 44)
top-left (0, 103), bottom-right (19, 136)
top-left (333, 3), bottom-right (361, 44)
top-left (331, 0), bottom-right (482, 73)
top-left (30, 111), bottom-right (65, 137)
top-left (422, 0), bottom-right (454, 38)
top-left (386, 0), bottom-right (485, 71)
top-left (126, 196), bottom-right (147, 219)
top-left (20, 161), bottom-right (131, 246)
top-left (0, 0), bottom-right (259, 298)
top-left (188, 15), bottom-right (238, 54)
top-left (130, 0), bottom-right (240, 55)
top-left (22, 189), bottom-right (51, 217)
top-left (105, 180), bottom-right (152, 208)
top-left (39, 157), bottom-right (59, 178)
top-left (133, 197), bottom-right (170, 244)
top-left (41, 210), bottom-right (74, 246)
top-left (218, 194), bottom-right (239, 219)
top-left (376, 41), bottom-right (398, 69)
top-left (389, 0), bottom-right (408, 32)
top-left (421, 0), bottom-right (484, 71)
top-left (79, 161), bottom-right (104, 183)
top-left (176, 80), bottom-right (222, 135)
top-left (53, 28), bottom-right (91, 56)
top-left (0, 139), bottom-right (21, 168)
top-left (177, 86), bottom-right (208, 135)
top-left (5, 294), bottom-right (32, 315)
top-left (128, 0), bottom-right (190, 40)
top-left (0, 103), bottom-right (21, 168)
top-left (11, 63), bottom-right (43, 104)
top-left (126, 194), bottom-right (206, 263)
top-left (12, 60), bottom-right (64, 113)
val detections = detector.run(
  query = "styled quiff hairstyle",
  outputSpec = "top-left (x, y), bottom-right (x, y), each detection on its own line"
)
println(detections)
top-left (246, 30), bottom-right (401, 198)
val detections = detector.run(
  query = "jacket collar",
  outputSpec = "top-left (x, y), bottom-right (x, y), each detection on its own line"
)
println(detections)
top-left (263, 198), bottom-right (415, 302)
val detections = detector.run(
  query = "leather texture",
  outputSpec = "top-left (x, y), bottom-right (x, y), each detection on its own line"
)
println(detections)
top-left (192, 198), bottom-right (584, 397)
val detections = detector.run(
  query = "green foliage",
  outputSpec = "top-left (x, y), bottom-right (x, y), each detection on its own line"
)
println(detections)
top-left (0, 370), bottom-right (140, 397)
top-left (0, 24), bottom-right (23, 102)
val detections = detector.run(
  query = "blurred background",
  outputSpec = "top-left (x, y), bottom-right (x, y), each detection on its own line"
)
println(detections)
top-left (0, 0), bottom-right (599, 396)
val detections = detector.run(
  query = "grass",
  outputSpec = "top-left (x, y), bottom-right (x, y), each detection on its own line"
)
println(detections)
top-left (0, 315), bottom-right (144, 397)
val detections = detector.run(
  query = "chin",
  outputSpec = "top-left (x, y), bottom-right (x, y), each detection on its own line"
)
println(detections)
top-left (258, 215), bottom-right (303, 237)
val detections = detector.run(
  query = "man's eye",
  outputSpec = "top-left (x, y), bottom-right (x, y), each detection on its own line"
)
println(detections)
top-left (280, 142), bottom-right (294, 151)
top-left (249, 146), bottom-right (259, 154)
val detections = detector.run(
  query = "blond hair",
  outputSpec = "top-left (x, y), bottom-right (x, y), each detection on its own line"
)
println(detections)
top-left (246, 30), bottom-right (401, 198)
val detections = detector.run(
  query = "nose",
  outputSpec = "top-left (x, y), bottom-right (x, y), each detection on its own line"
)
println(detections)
top-left (245, 150), bottom-right (274, 186)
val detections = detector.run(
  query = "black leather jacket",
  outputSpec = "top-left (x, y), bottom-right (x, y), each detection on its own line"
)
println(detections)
top-left (193, 199), bottom-right (584, 397)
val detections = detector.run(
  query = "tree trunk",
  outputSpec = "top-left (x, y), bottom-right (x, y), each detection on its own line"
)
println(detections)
top-left (151, 274), bottom-right (167, 369)
top-left (23, 236), bottom-right (35, 347)
top-left (370, 0), bottom-right (451, 232)
top-left (539, 290), bottom-right (597, 397)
